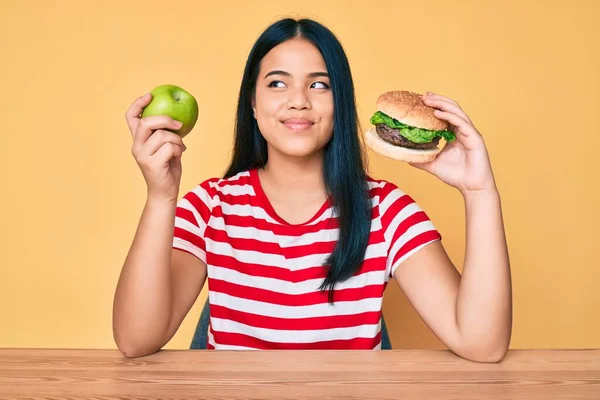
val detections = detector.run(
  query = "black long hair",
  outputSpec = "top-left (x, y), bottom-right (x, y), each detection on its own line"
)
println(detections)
top-left (223, 17), bottom-right (371, 304)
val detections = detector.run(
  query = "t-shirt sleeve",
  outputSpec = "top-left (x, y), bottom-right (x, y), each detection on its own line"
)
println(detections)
top-left (172, 179), bottom-right (215, 264)
top-left (379, 181), bottom-right (442, 279)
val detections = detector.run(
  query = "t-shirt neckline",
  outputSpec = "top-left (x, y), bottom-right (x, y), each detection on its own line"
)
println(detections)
top-left (249, 168), bottom-right (331, 227)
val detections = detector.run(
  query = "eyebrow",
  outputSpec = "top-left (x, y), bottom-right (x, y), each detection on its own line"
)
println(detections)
top-left (263, 70), bottom-right (330, 80)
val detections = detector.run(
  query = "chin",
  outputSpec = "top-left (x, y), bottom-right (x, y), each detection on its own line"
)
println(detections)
top-left (279, 146), bottom-right (323, 158)
top-left (269, 140), bottom-right (328, 159)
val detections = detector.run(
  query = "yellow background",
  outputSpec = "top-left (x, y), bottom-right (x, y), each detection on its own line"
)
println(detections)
top-left (1, 0), bottom-right (598, 350)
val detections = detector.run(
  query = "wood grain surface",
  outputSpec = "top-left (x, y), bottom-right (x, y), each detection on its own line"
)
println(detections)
top-left (0, 348), bottom-right (598, 399)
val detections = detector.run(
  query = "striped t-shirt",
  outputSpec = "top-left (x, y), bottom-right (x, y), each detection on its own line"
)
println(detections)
top-left (172, 168), bottom-right (442, 350)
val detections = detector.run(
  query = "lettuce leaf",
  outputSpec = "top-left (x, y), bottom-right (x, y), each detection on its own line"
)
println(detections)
top-left (370, 111), bottom-right (456, 144)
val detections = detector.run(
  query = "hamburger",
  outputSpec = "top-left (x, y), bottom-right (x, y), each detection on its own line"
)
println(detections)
top-left (365, 90), bottom-right (456, 163)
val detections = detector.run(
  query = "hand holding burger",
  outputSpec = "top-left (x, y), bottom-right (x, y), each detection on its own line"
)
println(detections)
top-left (365, 90), bottom-right (498, 196)
top-left (365, 90), bottom-right (456, 163)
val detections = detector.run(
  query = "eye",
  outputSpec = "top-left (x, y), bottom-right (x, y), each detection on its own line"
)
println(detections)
top-left (312, 81), bottom-right (330, 89)
top-left (267, 80), bottom-right (331, 89)
top-left (268, 80), bottom-right (286, 88)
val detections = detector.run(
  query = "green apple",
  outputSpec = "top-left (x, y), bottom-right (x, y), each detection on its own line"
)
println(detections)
top-left (141, 84), bottom-right (199, 138)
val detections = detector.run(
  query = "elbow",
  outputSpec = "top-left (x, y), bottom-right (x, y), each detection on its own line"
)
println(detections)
top-left (113, 329), bottom-right (162, 359)
top-left (454, 324), bottom-right (512, 363)
top-left (457, 343), bottom-right (509, 363)
top-left (472, 347), bottom-right (508, 363)
top-left (114, 336), bottom-right (142, 358)
top-left (116, 342), bottom-right (142, 359)
top-left (115, 340), bottom-right (160, 359)
top-left (118, 347), bottom-right (138, 359)
top-left (453, 332), bottom-right (511, 363)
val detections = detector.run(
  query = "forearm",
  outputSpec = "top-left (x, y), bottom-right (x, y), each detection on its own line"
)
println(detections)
top-left (112, 197), bottom-right (177, 357)
top-left (456, 189), bottom-right (512, 361)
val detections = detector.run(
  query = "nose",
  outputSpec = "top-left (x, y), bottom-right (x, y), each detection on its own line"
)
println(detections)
top-left (287, 87), bottom-right (311, 110)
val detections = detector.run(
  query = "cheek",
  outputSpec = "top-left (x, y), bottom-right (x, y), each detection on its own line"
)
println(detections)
top-left (319, 100), bottom-right (334, 130)
top-left (255, 91), bottom-right (282, 116)
top-left (318, 97), bottom-right (334, 119)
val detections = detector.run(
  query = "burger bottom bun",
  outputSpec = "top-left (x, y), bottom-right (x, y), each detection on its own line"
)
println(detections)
top-left (364, 128), bottom-right (441, 164)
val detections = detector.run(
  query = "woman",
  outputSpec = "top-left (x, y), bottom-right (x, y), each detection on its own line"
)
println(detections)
top-left (113, 18), bottom-right (512, 362)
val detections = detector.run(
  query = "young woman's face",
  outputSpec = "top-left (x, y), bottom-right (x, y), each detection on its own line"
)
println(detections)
top-left (252, 38), bottom-right (334, 160)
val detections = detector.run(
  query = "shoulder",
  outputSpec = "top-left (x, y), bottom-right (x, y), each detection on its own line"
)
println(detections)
top-left (179, 170), bottom-right (253, 210)
top-left (365, 174), bottom-right (411, 207)
top-left (201, 170), bottom-right (252, 192)
top-left (365, 174), bottom-right (435, 232)
top-left (193, 170), bottom-right (254, 196)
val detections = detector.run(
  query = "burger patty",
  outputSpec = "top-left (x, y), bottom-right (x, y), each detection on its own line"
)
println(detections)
top-left (375, 124), bottom-right (440, 150)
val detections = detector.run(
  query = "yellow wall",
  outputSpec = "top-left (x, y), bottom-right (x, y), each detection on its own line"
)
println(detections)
top-left (1, 0), bottom-right (598, 350)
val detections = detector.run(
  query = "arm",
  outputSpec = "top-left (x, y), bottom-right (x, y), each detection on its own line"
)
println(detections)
top-left (112, 197), bottom-right (207, 358)
top-left (393, 91), bottom-right (512, 363)
top-left (457, 189), bottom-right (512, 359)
top-left (394, 188), bottom-right (512, 363)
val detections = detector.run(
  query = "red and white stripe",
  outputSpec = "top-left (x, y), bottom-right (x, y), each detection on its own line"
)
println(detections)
top-left (173, 169), bottom-right (441, 350)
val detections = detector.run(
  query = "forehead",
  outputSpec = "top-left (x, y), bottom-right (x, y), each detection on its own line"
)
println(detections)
top-left (259, 38), bottom-right (327, 75)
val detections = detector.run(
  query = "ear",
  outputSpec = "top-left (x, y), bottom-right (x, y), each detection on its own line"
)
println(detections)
top-left (251, 96), bottom-right (256, 118)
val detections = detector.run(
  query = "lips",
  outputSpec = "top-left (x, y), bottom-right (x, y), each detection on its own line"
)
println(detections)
top-left (282, 117), bottom-right (314, 130)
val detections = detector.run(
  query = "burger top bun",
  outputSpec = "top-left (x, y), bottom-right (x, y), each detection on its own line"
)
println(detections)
top-left (376, 90), bottom-right (449, 132)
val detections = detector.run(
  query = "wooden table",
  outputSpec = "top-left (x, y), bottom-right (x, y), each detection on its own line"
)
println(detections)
top-left (0, 348), bottom-right (598, 399)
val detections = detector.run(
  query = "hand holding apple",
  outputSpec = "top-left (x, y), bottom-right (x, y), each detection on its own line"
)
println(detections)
top-left (125, 91), bottom-right (190, 203)
top-left (141, 84), bottom-right (199, 138)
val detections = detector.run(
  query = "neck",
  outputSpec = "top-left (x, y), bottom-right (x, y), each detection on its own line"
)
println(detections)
top-left (259, 149), bottom-right (327, 199)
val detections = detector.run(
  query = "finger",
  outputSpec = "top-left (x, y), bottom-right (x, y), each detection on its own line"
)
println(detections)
top-left (422, 96), bottom-right (473, 124)
top-left (133, 116), bottom-right (183, 152)
top-left (408, 138), bottom-right (457, 171)
top-left (125, 93), bottom-right (153, 137)
top-left (433, 110), bottom-right (480, 151)
top-left (140, 129), bottom-right (186, 157)
top-left (424, 91), bottom-right (459, 107)
top-left (151, 141), bottom-right (184, 166)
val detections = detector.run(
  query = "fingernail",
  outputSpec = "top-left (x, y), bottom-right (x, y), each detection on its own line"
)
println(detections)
top-left (144, 93), bottom-right (151, 99)
top-left (174, 120), bottom-right (183, 128)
